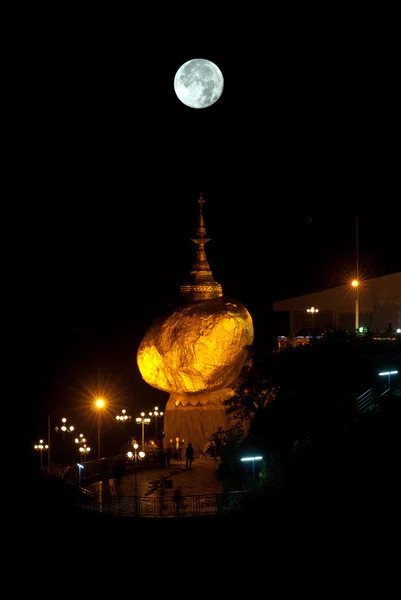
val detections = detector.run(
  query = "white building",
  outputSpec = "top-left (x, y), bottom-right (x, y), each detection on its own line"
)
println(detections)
top-left (273, 271), bottom-right (401, 335)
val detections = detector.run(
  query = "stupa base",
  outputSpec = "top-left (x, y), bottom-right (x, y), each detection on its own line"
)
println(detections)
top-left (163, 388), bottom-right (234, 457)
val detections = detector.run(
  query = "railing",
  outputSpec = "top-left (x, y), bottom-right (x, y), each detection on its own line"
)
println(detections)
top-left (63, 450), bottom-right (164, 484)
top-left (90, 490), bottom-right (246, 518)
top-left (73, 485), bottom-right (97, 511)
top-left (356, 388), bottom-right (374, 413)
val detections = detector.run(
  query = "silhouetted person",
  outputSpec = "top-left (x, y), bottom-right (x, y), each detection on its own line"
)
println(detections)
top-left (166, 443), bottom-right (173, 467)
top-left (159, 480), bottom-right (165, 515)
top-left (185, 443), bottom-right (194, 469)
top-left (113, 458), bottom-right (123, 488)
top-left (173, 485), bottom-right (183, 516)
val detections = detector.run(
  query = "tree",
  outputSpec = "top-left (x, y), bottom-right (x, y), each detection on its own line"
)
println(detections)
top-left (218, 336), bottom-right (377, 496)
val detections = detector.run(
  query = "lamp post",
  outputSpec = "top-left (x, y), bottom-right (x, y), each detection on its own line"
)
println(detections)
top-left (116, 408), bottom-right (131, 449)
top-left (306, 306), bottom-right (319, 330)
top-left (352, 215), bottom-right (360, 332)
top-left (379, 370), bottom-right (399, 390)
top-left (149, 406), bottom-right (163, 435)
top-left (75, 433), bottom-right (90, 462)
top-left (127, 443), bottom-right (145, 516)
top-left (241, 456), bottom-right (263, 481)
top-left (351, 279), bottom-right (360, 332)
top-left (47, 414), bottom-right (51, 474)
top-left (136, 412), bottom-right (150, 452)
top-left (116, 408), bottom-right (131, 425)
top-left (34, 439), bottom-right (49, 471)
top-left (77, 462), bottom-right (84, 487)
top-left (95, 398), bottom-right (105, 460)
top-left (55, 418), bottom-right (75, 468)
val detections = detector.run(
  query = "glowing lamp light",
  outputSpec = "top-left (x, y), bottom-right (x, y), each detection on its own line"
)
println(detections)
top-left (351, 279), bottom-right (359, 287)
top-left (117, 408), bottom-right (130, 422)
top-left (59, 418), bottom-right (74, 433)
top-left (139, 451), bottom-right (145, 459)
top-left (34, 440), bottom-right (49, 470)
top-left (397, 329), bottom-right (401, 334)
top-left (127, 451), bottom-right (133, 459)
top-left (240, 455), bottom-right (263, 479)
top-left (95, 398), bottom-right (105, 409)
top-left (379, 370), bottom-right (399, 390)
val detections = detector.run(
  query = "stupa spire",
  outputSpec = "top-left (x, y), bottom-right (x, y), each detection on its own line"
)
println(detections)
top-left (180, 193), bottom-right (223, 301)
top-left (196, 192), bottom-right (207, 239)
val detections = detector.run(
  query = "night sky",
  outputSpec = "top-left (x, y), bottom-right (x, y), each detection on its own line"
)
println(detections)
top-left (20, 17), bottom-right (399, 454)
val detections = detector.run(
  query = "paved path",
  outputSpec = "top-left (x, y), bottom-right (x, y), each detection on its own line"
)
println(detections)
top-left (88, 457), bottom-right (223, 499)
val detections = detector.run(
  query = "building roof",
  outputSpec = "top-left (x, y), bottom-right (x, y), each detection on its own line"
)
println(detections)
top-left (273, 271), bottom-right (401, 312)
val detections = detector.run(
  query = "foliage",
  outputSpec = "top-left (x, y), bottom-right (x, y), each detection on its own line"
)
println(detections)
top-left (227, 338), bottom-right (375, 446)
top-left (257, 453), bottom-right (287, 493)
top-left (224, 347), bottom-right (278, 426)
top-left (216, 336), bottom-right (383, 497)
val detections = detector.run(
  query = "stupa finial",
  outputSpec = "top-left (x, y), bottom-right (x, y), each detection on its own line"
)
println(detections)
top-left (196, 192), bottom-right (207, 239)
top-left (180, 193), bottom-right (223, 301)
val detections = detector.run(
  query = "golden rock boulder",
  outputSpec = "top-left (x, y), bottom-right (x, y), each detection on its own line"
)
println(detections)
top-left (137, 296), bottom-right (254, 395)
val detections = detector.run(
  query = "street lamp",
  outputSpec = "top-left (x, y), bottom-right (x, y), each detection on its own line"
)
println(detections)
top-left (127, 443), bottom-right (146, 516)
top-left (116, 408), bottom-right (132, 451)
top-left (306, 306), bottom-right (319, 329)
top-left (149, 406), bottom-right (164, 435)
top-left (354, 216), bottom-right (360, 332)
top-left (74, 433), bottom-right (90, 462)
top-left (116, 408), bottom-right (131, 424)
top-left (379, 370), bottom-right (399, 390)
top-left (351, 279), bottom-right (360, 332)
top-left (55, 417), bottom-right (75, 467)
top-left (34, 439), bottom-right (49, 471)
top-left (136, 412), bottom-right (150, 451)
top-left (95, 398), bottom-right (105, 460)
top-left (77, 463), bottom-right (84, 487)
top-left (54, 417), bottom-right (75, 435)
top-left (241, 456), bottom-right (263, 480)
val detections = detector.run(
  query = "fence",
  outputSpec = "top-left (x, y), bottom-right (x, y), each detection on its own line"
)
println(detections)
top-left (75, 489), bottom-right (245, 518)
top-left (63, 451), bottom-right (164, 484)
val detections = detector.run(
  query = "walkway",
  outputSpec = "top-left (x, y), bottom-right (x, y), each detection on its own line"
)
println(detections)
top-left (87, 457), bottom-right (223, 499)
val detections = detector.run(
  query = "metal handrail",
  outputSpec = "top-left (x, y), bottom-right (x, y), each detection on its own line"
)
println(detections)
top-left (356, 388), bottom-right (373, 413)
top-left (89, 489), bottom-right (246, 518)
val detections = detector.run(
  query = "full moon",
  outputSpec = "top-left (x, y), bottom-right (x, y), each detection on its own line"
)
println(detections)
top-left (174, 58), bottom-right (224, 109)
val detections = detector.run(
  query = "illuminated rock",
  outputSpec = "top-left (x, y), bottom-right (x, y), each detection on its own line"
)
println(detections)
top-left (136, 193), bottom-right (254, 455)
top-left (137, 296), bottom-right (254, 395)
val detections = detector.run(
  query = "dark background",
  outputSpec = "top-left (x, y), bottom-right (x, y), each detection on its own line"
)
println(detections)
top-left (16, 13), bottom-right (399, 460)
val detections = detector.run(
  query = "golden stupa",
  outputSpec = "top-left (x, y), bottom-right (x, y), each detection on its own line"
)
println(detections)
top-left (137, 194), bottom-right (254, 455)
